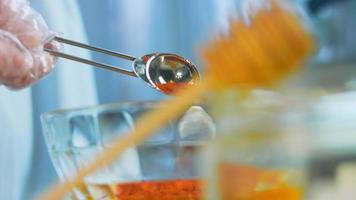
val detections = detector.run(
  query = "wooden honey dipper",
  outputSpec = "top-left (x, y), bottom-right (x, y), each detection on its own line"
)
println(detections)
top-left (39, 1), bottom-right (314, 199)
top-left (202, 1), bottom-right (314, 89)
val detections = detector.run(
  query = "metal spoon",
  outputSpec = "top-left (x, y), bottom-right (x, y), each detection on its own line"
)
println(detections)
top-left (133, 53), bottom-right (200, 94)
top-left (45, 37), bottom-right (200, 95)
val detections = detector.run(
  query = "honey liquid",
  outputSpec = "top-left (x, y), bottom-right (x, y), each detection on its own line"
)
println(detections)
top-left (75, 179), bottom-right (202, 200)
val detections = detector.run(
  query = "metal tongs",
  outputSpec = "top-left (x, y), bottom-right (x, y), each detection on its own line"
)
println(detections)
top-left (45, 36), bottom-right (200, 94)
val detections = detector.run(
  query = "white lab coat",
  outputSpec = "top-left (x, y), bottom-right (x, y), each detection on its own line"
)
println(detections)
top-left (0, 0), bottom-right (97, 199)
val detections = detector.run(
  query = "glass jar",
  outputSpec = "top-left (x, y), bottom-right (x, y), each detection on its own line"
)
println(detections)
top-left (203, 90), bottom-right (312, 200)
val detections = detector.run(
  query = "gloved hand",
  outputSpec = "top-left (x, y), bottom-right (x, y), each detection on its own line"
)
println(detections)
top-left (0, 0), bottom-right (58, 89)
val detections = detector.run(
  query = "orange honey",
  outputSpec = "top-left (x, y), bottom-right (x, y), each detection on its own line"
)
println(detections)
top-left (155, 82), bottom-right (194, 95)
top-left (218, 163), bottom-right (302, 200)
top-left (84, 179), bottom-right (202, 200)
top-left (115, 179), bottom-right (202, 200)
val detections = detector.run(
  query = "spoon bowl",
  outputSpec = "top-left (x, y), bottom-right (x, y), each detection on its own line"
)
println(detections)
top-left (134, 53), bottom-right (200, 95)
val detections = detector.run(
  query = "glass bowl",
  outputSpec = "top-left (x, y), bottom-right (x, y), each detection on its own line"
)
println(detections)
top-left (41, 102), bottom-right (215, 200)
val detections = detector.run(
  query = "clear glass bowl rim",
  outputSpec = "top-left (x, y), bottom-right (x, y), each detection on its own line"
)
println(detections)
top-left (41, 101), bottom-right (160, 120)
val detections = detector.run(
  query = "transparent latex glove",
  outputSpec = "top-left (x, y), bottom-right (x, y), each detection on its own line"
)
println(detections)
top-left (0, 0), bottom-right (59, 89)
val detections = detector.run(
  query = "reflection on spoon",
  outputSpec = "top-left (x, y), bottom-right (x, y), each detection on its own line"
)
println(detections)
top-left (134, 53), bottom-right (200, 95)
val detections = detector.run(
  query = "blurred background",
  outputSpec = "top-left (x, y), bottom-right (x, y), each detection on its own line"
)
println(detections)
top-left (1, 0), bottom-right (355, 199)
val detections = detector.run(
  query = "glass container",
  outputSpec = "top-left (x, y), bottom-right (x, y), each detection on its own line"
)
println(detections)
top-left (203, 90), bottom-right (312, 200)
top-left (41, 102), bottom-right (215, 200)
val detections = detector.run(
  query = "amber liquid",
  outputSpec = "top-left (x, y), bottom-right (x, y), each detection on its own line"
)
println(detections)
top-left (155, 82), bottom-right (193, 95)
top-left (73, 165), bottom-right (301, 200)
top-left (218, 164), bottom-right (302, 200)
top-left (79, 179), bottom-right (202, 200)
